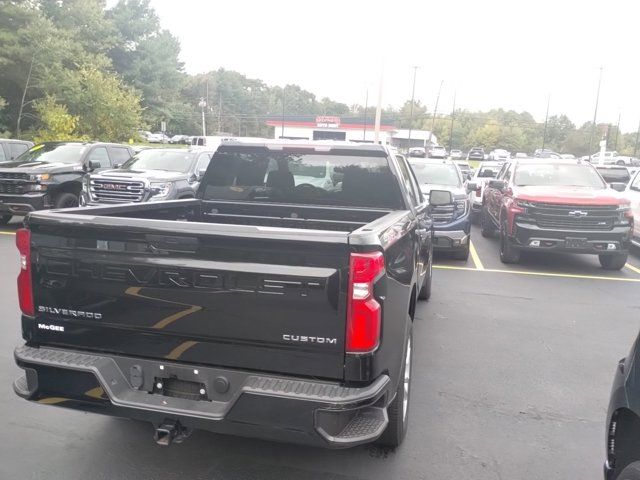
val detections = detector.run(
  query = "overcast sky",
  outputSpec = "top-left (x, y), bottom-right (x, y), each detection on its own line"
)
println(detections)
top-left (149, 0), bottom-right (640, 130)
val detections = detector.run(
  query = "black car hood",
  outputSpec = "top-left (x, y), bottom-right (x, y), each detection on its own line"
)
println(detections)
top-left (93, 169), bottom-right (188, 182)
top-left (0, 161), bottom-right (82, 174)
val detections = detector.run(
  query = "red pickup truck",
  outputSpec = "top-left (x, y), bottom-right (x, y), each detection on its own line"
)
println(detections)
top-left (480, 159), bottom-right (633, 270)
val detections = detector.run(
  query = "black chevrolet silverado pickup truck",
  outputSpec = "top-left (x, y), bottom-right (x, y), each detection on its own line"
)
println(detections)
top-left (13, 141), bottom-right (438, 449)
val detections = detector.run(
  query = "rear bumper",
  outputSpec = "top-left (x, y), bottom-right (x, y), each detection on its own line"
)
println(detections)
top-left (14, 344), bottom-right (391, 448)
top-left (512, 222), bottom-right (631, 255)
top-left (0, 193), bottom-right (48, 214)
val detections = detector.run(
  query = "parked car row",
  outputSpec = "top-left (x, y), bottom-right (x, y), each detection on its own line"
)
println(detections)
top-left (0, 141), bottom-right (216, 224)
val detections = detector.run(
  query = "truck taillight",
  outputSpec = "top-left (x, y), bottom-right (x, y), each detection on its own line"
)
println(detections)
top-left (16, 228), bottom-right (34, 316)
top-left (346, 252), bottom-right (384, 353)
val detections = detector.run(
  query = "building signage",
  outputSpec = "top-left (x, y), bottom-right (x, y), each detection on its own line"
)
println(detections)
top-left (315, 116), bottom-right (341, 128)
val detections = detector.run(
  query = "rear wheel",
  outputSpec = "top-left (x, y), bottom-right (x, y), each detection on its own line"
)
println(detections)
top-left (617, 160), bottom-right (626, 166)
top-left (599, 253), bottom-right (627, 270)
top-left (480, 206), bottom-right (496, 238)
top-left (499, 221), bottom-right (520, 264)
top-left (0, 215), bottom-right (11, 225)
top-left (378, 325), bottom-right (412, 448)
top-left (54, 192), bottom-right (79, 209)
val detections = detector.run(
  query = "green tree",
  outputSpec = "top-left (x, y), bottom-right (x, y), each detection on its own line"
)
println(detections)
top-left (57, 67), bottom-right (142, 141)
top-left (398, 100), bottom-right (427, 129)
top-left (30, 95), bottom-right (84, 142)
top-left (107, 0), bottom-right (185, 129)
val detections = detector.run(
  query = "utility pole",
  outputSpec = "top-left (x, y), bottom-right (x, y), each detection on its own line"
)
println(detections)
top-left (281, 88), bottom-right (286, 139)
top-left (448, 91), bottom-right (456, 151)
top-left (428, 80), bottom-right (444, 146)
top-left (634, 120), bottom-right (640, 157)
top-left (541, 94), bottom-right (551, 151)
top-left (588, 67), bottom-right (603, 156)
top-left (374, 70), bottom-right (384, 144)
top-left (363, 89), bottom-right (369, 141)
top-left (198, 98), bottom-right (207, 137)
top-left (613, 113), bottom-right (621, 151)
top-left (407, 66), bottom-right (418, 151)
top-left (217, 94), bottom-right (222, 133)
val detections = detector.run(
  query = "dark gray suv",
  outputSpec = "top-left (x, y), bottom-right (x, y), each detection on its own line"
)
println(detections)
top-left (81, 148), bottom-right (213, 205)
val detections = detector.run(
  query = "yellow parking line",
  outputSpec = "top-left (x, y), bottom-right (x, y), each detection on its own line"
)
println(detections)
top-left (469, 241), bottom-right (484, 270)
top-left (0, 231), bottom-right (15, 235)
top-left (434, 264), bottom-right (640, 282)
top-left (625, 263), bottom-right (640, 275)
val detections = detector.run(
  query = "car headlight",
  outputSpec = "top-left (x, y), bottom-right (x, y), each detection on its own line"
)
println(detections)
top-left (149, 182), bottom-right (172, 199)
top-left (453, 197), bottom-right (469, 219)
top-left (29, 173), bottom-right (50, 182)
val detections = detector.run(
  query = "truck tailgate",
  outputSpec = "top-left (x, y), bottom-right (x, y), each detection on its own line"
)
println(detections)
top-left (28, 223), bottom-right (349, 379)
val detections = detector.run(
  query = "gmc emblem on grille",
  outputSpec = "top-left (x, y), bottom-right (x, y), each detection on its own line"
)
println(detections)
top-left (101, 183), bottom-right (129, 191)
top-left (568, 210), bottom-right (588, 218)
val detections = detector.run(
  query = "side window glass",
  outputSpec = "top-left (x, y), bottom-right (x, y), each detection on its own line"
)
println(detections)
top-left (88, 147), bottom-right (111, 168)
top-left (632, 172), bottom-right (640, 191)
top-left (110, 147), bottom-right (131, 166)
top-left (395, 155), bottom-right (419, 206)
top-left (0, 145), bottom-right (6, 162)
top-left (196, 153), bottom-right (211, 173)
top-left (10, 143), bottom-right (28, 159)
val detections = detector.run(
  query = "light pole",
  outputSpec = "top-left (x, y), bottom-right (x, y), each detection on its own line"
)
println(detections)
top-left (363, 89), bottom-right (369, 141)
top-left (428, 80), bottom-right (444, 146)
top-left (613, 113), bottom-right (621, 151)
top-left (407, 66), bottom-right (418, 151)
top-left (281, 88), bottom-right (286, 139)
top-left (448, 91), bottom-right (456, 151)
top-left (198, 98), bottom-right (207, 137)
top-left (588, 67), bottom-right (603, 156)
top-left (541, 94), bottom-right (551, 151)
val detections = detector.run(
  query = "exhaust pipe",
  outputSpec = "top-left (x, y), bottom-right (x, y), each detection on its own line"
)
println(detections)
top-left (154, 420), bottom-right (191, 446)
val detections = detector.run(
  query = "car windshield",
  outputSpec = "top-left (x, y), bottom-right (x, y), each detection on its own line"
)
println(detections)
top-left (14, 143), bottom-right (86, 164)
top-left (120, 150), bottom-right (197, 173)
top-left (410, 162), bottom-right (461, 187)
top-left (199, 147), bottom-right (403, 209)
top-left (477, 164), bottom-right (501, 178)
top-left (514, 163), bottom-right (606, 188)
top-left (596, 167), bottom-right (631, 183)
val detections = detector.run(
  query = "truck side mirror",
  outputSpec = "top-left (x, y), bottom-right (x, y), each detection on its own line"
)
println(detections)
top-left (196, 169), bottom-right (207, 180)
top-left (610, 182), bottom-right (627, 192)
top-left (488, 179), bottom-right (507, 191)
top-left (85, 160), bottom-right (100, 172)
top-left (466, 182), bottom-right (478, 193)
top-left (429, 189), bottom-right (454, 207)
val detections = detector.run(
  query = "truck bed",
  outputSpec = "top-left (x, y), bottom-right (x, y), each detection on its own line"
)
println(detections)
top-left (24, 200), bottom-right (404, 381)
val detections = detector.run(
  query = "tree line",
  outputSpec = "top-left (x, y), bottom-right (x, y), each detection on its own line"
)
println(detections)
top-left (0, 1), bottom-right (636, 156)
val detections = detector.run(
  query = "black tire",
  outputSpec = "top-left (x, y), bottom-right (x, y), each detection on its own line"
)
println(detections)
top-left (53, 192), bottom-right (79, 209)
top-left (418, 250), bottom-right (432, 300)
top-left (599, 253), bottom-right (628, 270)
top-left (480, 206), bottom-right (496, 238)
top-left (618, 461), bottom-right (640, 480)
top-left (452, 242), bottom-right (470, 261)
top-left (378, 324), bottom-right (412, 448)
top-left (499, 221), bottom-right (520, 264)
top-left (617, 160), bottom-right (626, 166)
top-left (0, 215), bottom-right (11, 225)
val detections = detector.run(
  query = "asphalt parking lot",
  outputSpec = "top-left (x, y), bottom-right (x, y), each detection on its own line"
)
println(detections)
top-left (0, 219), bottom-right (638, 480)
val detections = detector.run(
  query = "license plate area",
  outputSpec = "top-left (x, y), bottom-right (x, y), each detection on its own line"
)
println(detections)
top-left (154, 377), bottom-right (210, 402)
top-left (565, 237), bottom-right (589, 249)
